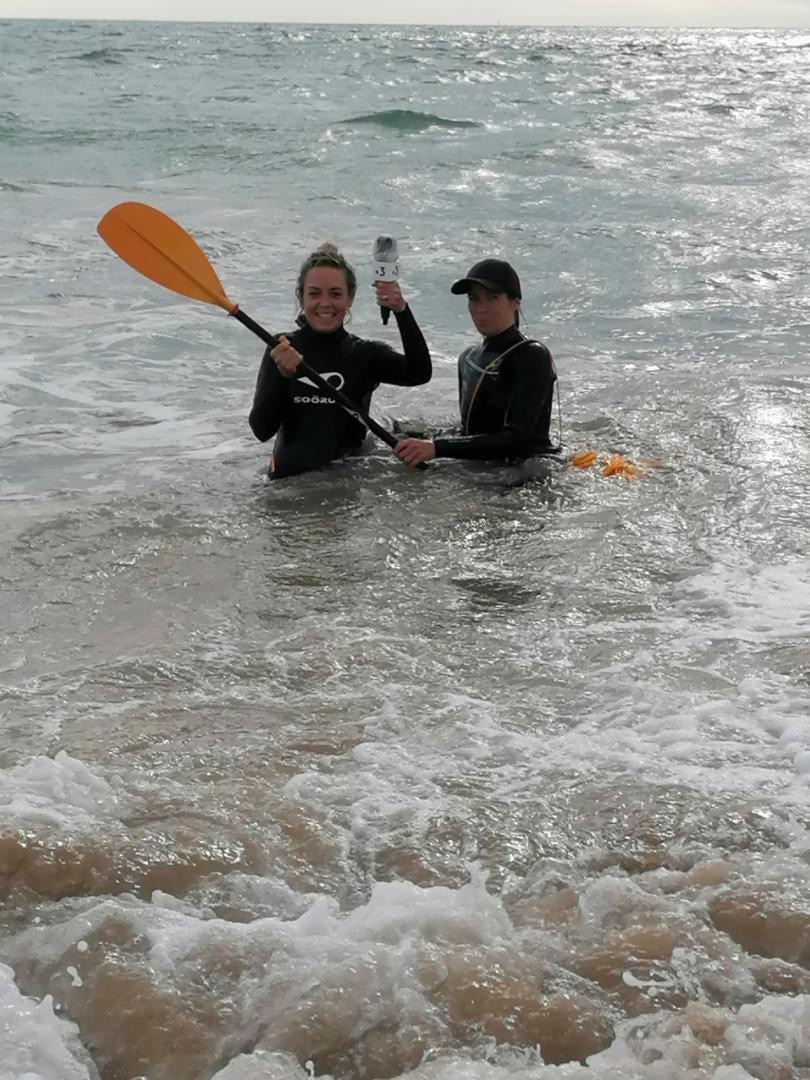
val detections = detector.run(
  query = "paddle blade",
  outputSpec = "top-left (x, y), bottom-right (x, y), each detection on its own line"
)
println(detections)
top-left (97, 201), bottom-right (234, 311)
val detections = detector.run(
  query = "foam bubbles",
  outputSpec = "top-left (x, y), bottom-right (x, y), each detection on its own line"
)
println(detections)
top-left (0, 962), bottom-right (93, 1080)
top-left (210, 1050), bottom-right (306, 1079)
top-left (0, 751), bottom-right (129, 832)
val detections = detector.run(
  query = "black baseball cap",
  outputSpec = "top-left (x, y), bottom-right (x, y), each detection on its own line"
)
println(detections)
top-left (451, 258), bottom-right (522, 299)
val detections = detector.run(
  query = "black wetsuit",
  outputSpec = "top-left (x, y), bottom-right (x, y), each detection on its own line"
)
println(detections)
top-left (433, 325), bottom-right (557, 461)
top-left (249, 306), bottom-right (431, 478)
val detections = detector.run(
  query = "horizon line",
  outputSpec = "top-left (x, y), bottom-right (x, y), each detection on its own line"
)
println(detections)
top-left (0, 15), bottom-right (805, 29)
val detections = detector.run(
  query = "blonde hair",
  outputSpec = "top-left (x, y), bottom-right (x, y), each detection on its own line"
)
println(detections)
top-left (295, 242), bottom-right (357, 309)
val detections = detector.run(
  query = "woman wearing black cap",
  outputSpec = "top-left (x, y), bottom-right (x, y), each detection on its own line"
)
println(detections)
top-left (394, 258), bottom-right (557, 467)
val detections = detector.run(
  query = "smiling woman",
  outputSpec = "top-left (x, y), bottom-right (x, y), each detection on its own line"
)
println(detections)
top-left (4, 16), bottom-right (810, 1080)
top-left (300, 264), bottom-right (354, 336)
top-left (248, 242), bottom-right (432, 479)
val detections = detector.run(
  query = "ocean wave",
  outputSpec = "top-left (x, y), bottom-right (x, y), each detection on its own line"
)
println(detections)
top-left (701, 102), bottom-right (736, 115)
top-left (71, 46), bottom-right (127, 64)
top-left (340, 108), bottom-right (481, 131)
top-left (0, 110), bottom-right (21, 139)
top-left (527, 44), bottom-right (576, 59)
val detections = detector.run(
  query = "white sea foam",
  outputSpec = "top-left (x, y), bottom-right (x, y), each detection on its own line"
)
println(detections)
top-left (3, 20), bottom-right (810, 1080)
top-left (0, 751), bottom-right (129, 831)
top-left (0, 963), bottom-right (95, 1080)
top-left (5, 860), bottom-right (810, 1078)
top-left (673, 557), bottom-right (810, 643)
top-left (211, 1051), bottom-right (307, 1079)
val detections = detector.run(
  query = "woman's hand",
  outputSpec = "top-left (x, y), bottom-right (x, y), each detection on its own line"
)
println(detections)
top-left (270, 335), bottom-right (302, 377)
top-left (373, 280), bottom-right (406, 314)
top-left (395, 438), bottom-right (435, 467)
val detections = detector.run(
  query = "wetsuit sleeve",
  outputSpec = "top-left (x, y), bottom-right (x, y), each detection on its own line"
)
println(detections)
top-left (361, 305), bottom-right (432, 386)
top-left (248, 346), bottom-right (290, 442)
top-left (434, 344), bottom-right (556, 460)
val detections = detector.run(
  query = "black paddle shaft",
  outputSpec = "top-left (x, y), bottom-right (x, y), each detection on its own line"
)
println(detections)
top-left (231, 306), bottom-right (399, 451)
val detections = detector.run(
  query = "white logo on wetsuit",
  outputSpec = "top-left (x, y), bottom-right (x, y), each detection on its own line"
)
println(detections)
top-left (297, 372), bottom-right (345, 391)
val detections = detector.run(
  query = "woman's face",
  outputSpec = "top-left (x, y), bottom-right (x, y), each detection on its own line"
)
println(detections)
top-left (301, 266), bottom-right (353, 333)
top-left (467, 285), bottom-right (519, 337)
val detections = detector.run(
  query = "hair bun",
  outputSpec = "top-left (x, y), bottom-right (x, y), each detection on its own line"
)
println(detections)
top-left (295, 242), bottom-right (358, 308)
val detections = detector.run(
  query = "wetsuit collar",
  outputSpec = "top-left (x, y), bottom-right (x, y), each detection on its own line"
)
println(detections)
top-left (483, 324), bottom-right (523, 350)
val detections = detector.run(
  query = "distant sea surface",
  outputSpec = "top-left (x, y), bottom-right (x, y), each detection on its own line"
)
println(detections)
top-left (1, 19), bottom-right (810, 1080)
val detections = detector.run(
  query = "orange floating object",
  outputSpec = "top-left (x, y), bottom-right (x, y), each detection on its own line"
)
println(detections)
top-left (570, 448), bottom-right (657, 480)
top-left (601, 454), bottom-right (647, 480)
top-left (570, 449), bottom-right (597, 469)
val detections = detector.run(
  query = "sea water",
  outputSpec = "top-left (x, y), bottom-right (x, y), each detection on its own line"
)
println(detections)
top-left (1, 19), bottom-right (810, 1080)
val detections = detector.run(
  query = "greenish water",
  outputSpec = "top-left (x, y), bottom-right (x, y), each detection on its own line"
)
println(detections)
top-left (1, 19), bottom-right (810, 1080)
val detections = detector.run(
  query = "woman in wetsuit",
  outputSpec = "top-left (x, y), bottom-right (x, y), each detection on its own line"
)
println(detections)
top-left (249, 243), bottom-right (431, 478)
top-left (393, 258), bottom-right (557, 468)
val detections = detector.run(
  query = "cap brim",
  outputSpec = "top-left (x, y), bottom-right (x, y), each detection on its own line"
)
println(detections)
top-left (450, 276), bottom-right (505, 295)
